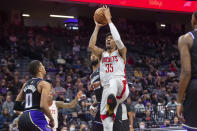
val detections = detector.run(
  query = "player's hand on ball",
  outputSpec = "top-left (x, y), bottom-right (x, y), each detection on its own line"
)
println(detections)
top-left (103, 5), bottom-right (112, 23)
top-left (94, 20), bottom-right (104, 28)
top-left (77, 91), bottom-right (83, 99)
top-left (49, 118), bottom-right (55, 128)
top-left (177, 105), bottom-right (185, 122)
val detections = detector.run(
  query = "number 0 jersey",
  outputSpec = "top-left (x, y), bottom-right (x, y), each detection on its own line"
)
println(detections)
top-left (100, 50), bottom-right (126, 87)
top-left (23, 78), bottom-right (42, 110)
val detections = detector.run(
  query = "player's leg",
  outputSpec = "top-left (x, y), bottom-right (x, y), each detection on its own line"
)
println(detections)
top-left (106, 79), bottom-right (119, 116)
top-left (102, 117), bottom-right (114, 131)
top-left (113, 119), bottom-right (123, 131)
top-left (18, 111), bottom-right (41, 131)
top-left (113, 79), bottom-right (129, 118)
top-left (106, 78), bottom-right (129, 117)
top-left (29, 110), bottom-right (53, 131)
top-left (100, 85), bottom-right (116, 131)
top-left (91, 109), bottom-right (103, 131)
top-left (116, 79), bottom-right (129, 103)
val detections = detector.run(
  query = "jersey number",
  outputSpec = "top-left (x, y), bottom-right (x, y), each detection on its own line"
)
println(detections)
top-left (106, 64), bottom-right (113, 73)
top-left (25, 93), bottom-right (32, 108)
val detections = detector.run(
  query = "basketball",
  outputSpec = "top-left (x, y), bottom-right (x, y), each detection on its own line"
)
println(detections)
top-left (94, 8), bottom-right (108, 25)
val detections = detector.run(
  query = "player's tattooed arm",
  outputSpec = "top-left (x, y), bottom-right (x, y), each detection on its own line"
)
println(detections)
top-left (177, 34), bottom-right (193, 104)
top-left (89, 21), bottom-right (104, 57)
top-left (56, 91), bottom-right (82, 109)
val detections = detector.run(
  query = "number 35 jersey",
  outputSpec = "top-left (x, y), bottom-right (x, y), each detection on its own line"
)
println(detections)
top-left (100, 50), bottom-right (126, 87)
top-left (23, 78), bottom-right (42, 110)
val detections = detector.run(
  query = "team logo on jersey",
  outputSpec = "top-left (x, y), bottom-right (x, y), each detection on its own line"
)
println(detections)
top-left (102, 56), bottom-right (118, 63)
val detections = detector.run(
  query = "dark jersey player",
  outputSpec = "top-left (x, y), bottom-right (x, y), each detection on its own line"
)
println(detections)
top-left (88, 53), bottom-right (103, 131)
top-left (14, 60), bottom-right (54, 131)
top-left (177, 10), bottom-right (197, 130)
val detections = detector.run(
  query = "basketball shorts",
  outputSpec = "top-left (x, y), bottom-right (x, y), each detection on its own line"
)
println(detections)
top-left (183, 79), bottom-right (197, 130)
top-left (18, 110), bottom-right (53, 131)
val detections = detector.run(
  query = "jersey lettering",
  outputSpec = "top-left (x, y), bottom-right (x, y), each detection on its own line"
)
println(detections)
top-left (25, 93), bottom-right (32, 108)
top-left (102, 56), bottom-right (118, 63)
top-left (105, 64), bottom-right (113, 73)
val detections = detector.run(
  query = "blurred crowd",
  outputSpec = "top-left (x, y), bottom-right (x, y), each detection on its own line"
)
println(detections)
top-left (0, 17), bottom-right (184, 131)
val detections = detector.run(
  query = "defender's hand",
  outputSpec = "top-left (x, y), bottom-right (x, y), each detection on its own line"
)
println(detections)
top-left (77, 91), bottom-right (83, 99)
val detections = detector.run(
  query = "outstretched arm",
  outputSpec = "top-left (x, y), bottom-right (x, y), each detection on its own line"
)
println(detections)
top-left (103, 5), bottom-right (127, 62)
top-left (56, 91), bottom-right (82, 109)
top-left (89, 21), bottom-right (104, 57)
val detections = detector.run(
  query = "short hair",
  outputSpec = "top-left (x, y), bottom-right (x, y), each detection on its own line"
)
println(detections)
top-left (106, 32), bottom-right (112, 38)
top-left (28, 60), bottom-right (41, 76)
top-left (193, 10), bottom-right (197, 20)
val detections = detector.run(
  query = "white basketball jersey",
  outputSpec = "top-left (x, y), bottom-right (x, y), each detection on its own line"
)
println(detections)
top-left (45, 101), bottom-right (58, 129)
top-left (100, 50), bottom-right (126, 86)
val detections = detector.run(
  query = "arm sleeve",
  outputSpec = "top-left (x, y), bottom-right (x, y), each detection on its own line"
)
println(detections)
top-left (108, 22), bottom-right (125, 49)
top-left (14, 101), bottom-right (24, 111)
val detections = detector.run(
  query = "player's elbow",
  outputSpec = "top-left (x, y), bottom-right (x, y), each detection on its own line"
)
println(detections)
top-left (88, 44), bottom-right (94, 50)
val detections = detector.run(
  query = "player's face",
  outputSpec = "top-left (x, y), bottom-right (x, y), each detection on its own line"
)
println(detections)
top-left (106, 35), bottom-right (116, 50)
top-left (39, 63), bottom-right (46, 75)
top-left (90, 54), bottom-right (99, 66)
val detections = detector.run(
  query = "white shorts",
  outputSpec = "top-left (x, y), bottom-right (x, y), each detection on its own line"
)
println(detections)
top-left (100, 78), bottom-right (129, 120)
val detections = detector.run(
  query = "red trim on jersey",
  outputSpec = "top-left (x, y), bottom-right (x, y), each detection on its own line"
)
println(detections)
top-left (100, 113), bottom-right (116, 121)
top-left (124, 68), bottom-right (126, 79)
top-left (116, 80), bottom-right (127, 99)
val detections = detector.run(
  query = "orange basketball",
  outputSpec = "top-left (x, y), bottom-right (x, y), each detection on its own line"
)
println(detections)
top-left (94, 8), bottom-right (108, 26)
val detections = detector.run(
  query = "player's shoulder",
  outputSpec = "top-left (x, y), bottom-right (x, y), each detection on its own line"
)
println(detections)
top-left (178, 33), bottom-right (193, 48)
top-left (38, 80), bottom-right (51, 89)
top-left (180, 32), bottom-right (194, 40)
top-left (39, 80), bottom-right (51, 85)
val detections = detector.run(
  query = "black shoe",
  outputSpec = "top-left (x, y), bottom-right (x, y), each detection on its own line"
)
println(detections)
top-left (106, 94), bottom-right (117, 116)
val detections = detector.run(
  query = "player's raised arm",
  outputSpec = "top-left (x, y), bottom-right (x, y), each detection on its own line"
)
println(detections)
top-left (89, 20), bottom-right (104, 57)
top-left (177, 34), bottom-right (192, 122)
top-left (39, 81), bottom-right (54, 127)
top-left (56, 91), bottom-right (82, 109)
top-left (103, 5), bottom-right (127, 62)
